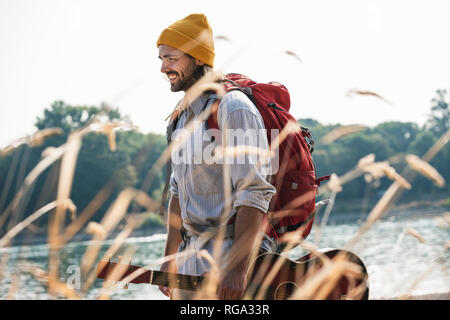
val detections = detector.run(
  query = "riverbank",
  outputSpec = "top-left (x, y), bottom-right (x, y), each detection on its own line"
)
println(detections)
top-left (326, 192), bottom-right (450, 224)
top-left (2, 206), bottom-right (448, 301)
top-left (4, 193), bottom-right (449, 247)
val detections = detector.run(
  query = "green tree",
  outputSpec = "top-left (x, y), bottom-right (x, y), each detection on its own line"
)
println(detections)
top-left (373, 121), bottom-right (420, 154)
top-left (35, 100), bottom-right (126, 135)
top-left (426, 89), bottom-right (449, 137)
top-left (0, 101), bottom-right (167, 234)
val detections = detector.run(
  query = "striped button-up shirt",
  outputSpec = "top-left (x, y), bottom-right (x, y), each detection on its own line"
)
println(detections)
top-left (169, 90), bottom-right (277, 282)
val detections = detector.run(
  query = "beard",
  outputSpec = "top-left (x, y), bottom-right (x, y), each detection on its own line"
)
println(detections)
top-left (169, 60), bottom-right (206, 92)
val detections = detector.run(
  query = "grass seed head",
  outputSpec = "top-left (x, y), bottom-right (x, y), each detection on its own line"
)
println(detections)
top-left (30, 128), bottom-right (64, 147)
top-left (85, 221), bottom-right (107, 238)
top-left (321, 125), bottom-right (367, 144)
top-left (328, 173), bottom-right (343, 192)
top-left (405, 154), bottom-right (446, 187)
top-left (405, 227), bottom-right (426, 243)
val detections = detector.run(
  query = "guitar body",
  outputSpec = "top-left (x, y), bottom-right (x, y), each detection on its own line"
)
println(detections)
top-left (96, 248), bottom-right (369, 300)
top-left (245, 249), bottom-right (369, 300)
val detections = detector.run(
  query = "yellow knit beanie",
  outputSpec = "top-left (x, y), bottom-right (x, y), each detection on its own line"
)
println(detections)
top-left (156, 13), bottom-right (215, 67)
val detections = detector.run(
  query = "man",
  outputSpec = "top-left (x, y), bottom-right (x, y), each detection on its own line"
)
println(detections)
top-left (156, 13), bottom-right (276, 300)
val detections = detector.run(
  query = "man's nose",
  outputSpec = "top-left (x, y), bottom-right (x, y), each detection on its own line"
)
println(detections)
top-left (160, 61), bottom-right (170, 74)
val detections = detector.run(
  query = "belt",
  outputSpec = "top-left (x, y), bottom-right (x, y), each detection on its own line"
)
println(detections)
top-left (179, 223), bottom-right (235, 250)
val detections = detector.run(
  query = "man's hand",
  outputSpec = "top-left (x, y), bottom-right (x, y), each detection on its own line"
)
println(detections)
top-left (217, 266), bottom-right (247, 300)
top-left (158, 260), bottom-right (176, 297)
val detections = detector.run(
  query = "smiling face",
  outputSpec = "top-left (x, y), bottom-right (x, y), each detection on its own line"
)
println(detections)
top-left (158, 44), bottom-right (205, 92)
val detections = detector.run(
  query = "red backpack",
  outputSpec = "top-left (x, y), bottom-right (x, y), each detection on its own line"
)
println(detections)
top-left (206, 73), bottom-right (329, 244)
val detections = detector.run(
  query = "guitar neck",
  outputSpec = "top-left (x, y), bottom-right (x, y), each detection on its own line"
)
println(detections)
top-left (149, 270), bottom-right (203, 291)
top-left (96, 260), bottom-right (203, 291)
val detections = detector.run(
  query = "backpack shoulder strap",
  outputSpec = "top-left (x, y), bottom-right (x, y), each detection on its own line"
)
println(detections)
top-left (159, 113), bottom-right (183, 216)
top-left (204, 84), bottom-right (251, 131)
top-left (205, 99), bottom-right (221, 130)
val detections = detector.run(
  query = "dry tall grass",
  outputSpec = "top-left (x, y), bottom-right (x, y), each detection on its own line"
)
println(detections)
top-left (0, 56), bottom-right (448, 301)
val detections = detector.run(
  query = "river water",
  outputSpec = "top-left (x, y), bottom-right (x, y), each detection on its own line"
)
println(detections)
top-left (1, 210), bottom-right (448, 300)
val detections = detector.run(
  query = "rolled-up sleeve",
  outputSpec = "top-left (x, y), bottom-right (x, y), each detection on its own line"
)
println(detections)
top-left (218, 92), bottom-right (276, 214)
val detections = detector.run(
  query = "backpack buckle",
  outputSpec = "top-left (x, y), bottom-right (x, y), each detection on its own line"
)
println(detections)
top-left (301, 126), bottom-right (315, 153)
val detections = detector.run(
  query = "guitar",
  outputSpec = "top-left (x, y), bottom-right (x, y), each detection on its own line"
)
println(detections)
top-left (96, 248), bottom-right (369, 300)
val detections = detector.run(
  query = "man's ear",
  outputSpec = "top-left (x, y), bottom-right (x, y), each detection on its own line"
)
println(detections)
top-left (195, 59), bottom-right (205, 67)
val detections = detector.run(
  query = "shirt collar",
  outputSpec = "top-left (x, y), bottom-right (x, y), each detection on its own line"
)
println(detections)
top-left (189, 93), bottom-right (218, 117)
top-left (189, 94), bottom-right (208, 117)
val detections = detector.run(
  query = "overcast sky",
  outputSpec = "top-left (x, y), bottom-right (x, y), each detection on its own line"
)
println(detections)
top-left (1, 0), bottom-right (450, 148)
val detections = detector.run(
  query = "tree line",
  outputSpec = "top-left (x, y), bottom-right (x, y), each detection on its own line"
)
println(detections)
top-left (301, 89), bottom-right (449, 203)
top-left (0, 90), bottom-right (448, 233)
